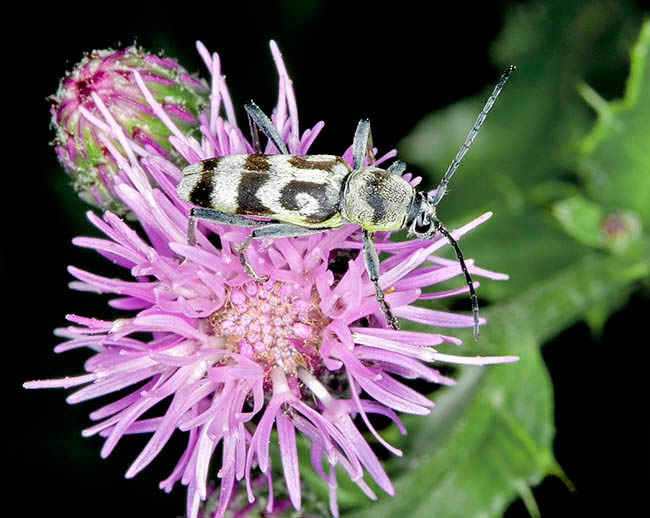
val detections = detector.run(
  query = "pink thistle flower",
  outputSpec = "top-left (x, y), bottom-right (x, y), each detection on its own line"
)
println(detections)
top-left (26, 40), bottom-right (517, 518)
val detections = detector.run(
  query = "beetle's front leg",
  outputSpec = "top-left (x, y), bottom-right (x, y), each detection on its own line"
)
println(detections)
top-left (352, 119), bottom-right (376, 169)
top-left (362, 229), bottom-right (399, 329)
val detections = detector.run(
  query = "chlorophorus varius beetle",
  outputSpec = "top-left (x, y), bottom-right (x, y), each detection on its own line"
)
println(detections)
top-left (177, 65), bottom-right (516, 340)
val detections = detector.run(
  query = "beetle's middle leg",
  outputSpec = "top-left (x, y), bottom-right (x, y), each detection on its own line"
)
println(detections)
top-left (362, 230), bottom-right (399, 330)
top-left (236, 223), bottom-right (331, 282)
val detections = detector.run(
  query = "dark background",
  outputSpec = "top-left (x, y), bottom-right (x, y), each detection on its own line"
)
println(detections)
top-left (8, 1), bottom-right (648, 517)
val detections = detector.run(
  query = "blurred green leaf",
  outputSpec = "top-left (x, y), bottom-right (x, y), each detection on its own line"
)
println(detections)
top-left (552, 195), bottom-right (605, 248)
top-left (400, 0), bottom-right (642, 301)
top-left (578, 19), bottom-right (650, 225)
top-left (553, 194), bottom-right (644, 254)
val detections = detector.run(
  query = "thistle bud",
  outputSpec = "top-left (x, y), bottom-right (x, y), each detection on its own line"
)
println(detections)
top-left (50, 46), bottom-right (209, 214)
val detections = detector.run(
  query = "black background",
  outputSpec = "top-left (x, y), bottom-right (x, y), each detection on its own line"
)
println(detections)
top-left (8, 1), bottom-right (649, 517)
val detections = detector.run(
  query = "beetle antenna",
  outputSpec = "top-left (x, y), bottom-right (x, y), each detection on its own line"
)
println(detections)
top-left (430, 65), bottom-right (516, 207)
top-left (433, 220), bottom-right (480, 341)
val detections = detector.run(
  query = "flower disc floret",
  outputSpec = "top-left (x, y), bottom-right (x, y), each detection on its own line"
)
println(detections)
top-left (209, 282), bottom-right (327, 380)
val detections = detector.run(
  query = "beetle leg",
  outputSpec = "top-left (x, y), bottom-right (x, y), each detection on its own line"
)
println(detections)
top-left (235, 233), bottom-right (270, 282)
top-left (244, 101), bottom-right (289, 155)
top-left (387, 160), bottom-right (407, 176)
top-left (247, 109), bottom-right (263, 154)
top-left (353, 119), bottom-right (376, 169)
top-left (362, 229), bottom-right (399, 329)
top-left (187, 207), bottom-right (272, 246)
top-left (237, 223), bottom-right (331, 282)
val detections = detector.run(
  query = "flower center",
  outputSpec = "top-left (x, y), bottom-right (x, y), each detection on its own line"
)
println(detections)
top-left (209, 282), bottom-right (327, 378)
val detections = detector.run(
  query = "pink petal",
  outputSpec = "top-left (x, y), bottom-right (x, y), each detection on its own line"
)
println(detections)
top-left (276, 413), bottom-right (301, 509)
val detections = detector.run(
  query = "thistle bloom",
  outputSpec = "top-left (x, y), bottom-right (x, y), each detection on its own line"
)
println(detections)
top-left (27, 41), bottom-right (517, 518)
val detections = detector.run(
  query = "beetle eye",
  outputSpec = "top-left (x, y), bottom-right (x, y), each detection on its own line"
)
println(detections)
top-left (414, 215), bottom-right (432, 235)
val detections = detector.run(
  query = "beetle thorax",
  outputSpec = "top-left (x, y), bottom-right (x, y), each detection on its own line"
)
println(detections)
top-left (340, 167), bottom-right (415, 231)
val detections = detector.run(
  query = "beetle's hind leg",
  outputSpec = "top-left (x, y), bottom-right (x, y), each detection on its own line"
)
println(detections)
top-left (362, 230), bottom-right (399, 330)
top-left (187, 207), bottom-right (268, 245)
top-left (245, 101), bottom-right (289, 155)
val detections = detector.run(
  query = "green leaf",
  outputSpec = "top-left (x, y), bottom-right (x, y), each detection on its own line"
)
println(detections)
top-left (553, 194), bottom-right (644, 255)
top-left (552, 195), bottom-right (605, 248)
top-left (578, 19), bottom-right (650, 225)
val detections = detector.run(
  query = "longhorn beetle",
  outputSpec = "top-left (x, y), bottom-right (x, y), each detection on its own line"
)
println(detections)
top-left (177, 66), bottom-right (515, 340)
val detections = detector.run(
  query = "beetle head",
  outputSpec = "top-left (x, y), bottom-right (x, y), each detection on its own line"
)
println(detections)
top-left (407, 192), bottom-right (439, 239)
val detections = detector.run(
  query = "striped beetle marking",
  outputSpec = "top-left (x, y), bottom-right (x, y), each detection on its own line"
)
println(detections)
top-left (178, 66), bottom-right (515, 339)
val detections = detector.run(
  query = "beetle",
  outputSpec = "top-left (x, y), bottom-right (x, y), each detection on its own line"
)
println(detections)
top-left (177, 66), bottom-right (515, 339)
